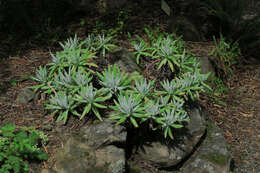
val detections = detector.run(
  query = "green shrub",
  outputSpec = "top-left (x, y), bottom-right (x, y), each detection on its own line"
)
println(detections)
top-left (131, 28), bottom-right (196, 74)
top-left (31, 32), bottom-right (210, 139)
top-left (209, 35), bottom-right (240, 78)
top-left (97, 64), bottom-right (133, 95)
top-left (0, 124), bottom-right (48, 173)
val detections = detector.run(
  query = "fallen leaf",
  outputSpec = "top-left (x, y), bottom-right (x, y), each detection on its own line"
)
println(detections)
top-left (240, 112), bottom-right (253, 117)
top-left (240, 129), bottom-right (254, 134)
top-left (225, 130), bottom-right (232, 137)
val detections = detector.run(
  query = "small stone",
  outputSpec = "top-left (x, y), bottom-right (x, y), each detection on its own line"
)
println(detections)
top-left (110, 48), bottom-right (141, 73)
top-left (40, 168), bottom-right (56, 173)
top-left (16, 87), bottom-right (35, 104)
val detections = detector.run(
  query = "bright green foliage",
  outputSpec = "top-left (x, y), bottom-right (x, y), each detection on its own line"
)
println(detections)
top-left (47, 35), bottom-right (97, 75)
top-left (133, 77), bottom-right (155, 98)
top-left (97, 65), bottom-right (132, 95)
top-left (144, 100), bottom-right (164, 121)
top-left (159, 65), bottom-right (210, 101)
top-left (95, 34), bottom-right (117, 57)
top-left (72, 69), bottom-right (92, 88)
top-left (52, 68), bottom-right (92, 94)
top-left (74, 85), bottom-right (112, 121)
top-left (154, 35), bottom-right (185, 72)
top-left (210, 35), bottom-right (240, 77)
top-left (157, 102), bottom-right (189, 139)
top-left (83, 34), bottom-right (96, 51)
top-left (0, 124), bottom-right (48, 173)
top-left (110, 93), bottom-right (146, 128)
top-left (131, 39), bottom-right (153, 64)
top-left (131, 29), bottom-right (196, 74)
top-left (30, 32), bottom-right (211, 140)
top-left (45, 92), bottom-right (79, 123)
top-left (148, 98), bottom-right (189, 139)
top-left (144, 26), bottom-right (162, 44)
top-left (30, 66), bottom-right (49, 92)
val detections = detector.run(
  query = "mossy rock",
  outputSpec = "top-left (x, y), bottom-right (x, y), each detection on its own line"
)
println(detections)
top-left (202, 153), bottom-right (229, 166)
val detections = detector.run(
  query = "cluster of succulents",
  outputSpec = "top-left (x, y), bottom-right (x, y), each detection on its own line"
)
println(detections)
top-left (31, 32), bottom-right (210, 139)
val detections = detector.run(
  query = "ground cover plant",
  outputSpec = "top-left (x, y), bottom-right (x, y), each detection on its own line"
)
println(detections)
top-left (209, 35), bottom-right (241, 79)
top-left (31, 30), bottom-right (211, 140)
top-left (0, 124), bottom-right (48, 173)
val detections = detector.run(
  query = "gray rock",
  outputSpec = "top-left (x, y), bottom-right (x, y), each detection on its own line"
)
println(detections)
top-left (168, 16), bottom-right (201, 41)
top-left (133, 107), bottom-right (206, 168)
top-left (198, 56), bottom-right (215, 80)
top-left (80, 118), bottom-right (127, 148)
top-left (180, 120), bottom-right (231, 173)
top-left (111, 48), bottom-right (141, 74)
top-left (53, 118), bottom-right (126, 173)
top-left (54, 134), bottom-right (125, 173)
top-left (16, 87), bottom-right (35, 104)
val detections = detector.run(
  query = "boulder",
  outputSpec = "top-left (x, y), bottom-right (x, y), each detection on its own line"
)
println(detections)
top-left (110, 48), bottom-right (142, 74)
top-left (80, 118), bottom-right (127, 148)
top-left (198, 56), bottom-right (216, 81)
top-left (133, 107), bottom-right (206, 168)
top-left (180, 120), bottom-right (232, 173)
top-left (53, 118), bottom-right (126, 173)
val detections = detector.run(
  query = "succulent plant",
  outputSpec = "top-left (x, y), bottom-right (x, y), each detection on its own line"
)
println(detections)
top-left (45, 92), bottom-right (79, 123)
top-left (97, 65), bottom-right (132, 95)
top-left (74, 85), bottom-right (111, 121)
top-left (110, 93), bottom-right (145, 128)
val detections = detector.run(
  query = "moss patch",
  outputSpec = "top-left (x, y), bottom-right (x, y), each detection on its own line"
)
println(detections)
top-left (202, 153), bottom-right (229, 165)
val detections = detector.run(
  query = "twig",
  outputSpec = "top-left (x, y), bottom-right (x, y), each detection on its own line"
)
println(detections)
top-left (47, 82), bottom-right (57, 96)
top-left (142, 59), bottom-right (160, 78)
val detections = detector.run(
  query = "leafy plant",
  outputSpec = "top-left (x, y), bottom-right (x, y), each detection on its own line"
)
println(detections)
top-left (133, 77), bottom-right (155, 98)
top-left (0, 124), bottom-right (48, 173)
top-left (131, 39), bottom-right (152, 64)
top-left (97, 65), bottom-right (132, 95)
top-left (110, 93), bottom-right (146, 128)
top-left (144, 26), bottom-right (162, 44)
top-left (47, 35), bottom-right (97, 75)
top-left (160, 66), bottom-right (210, 101)
top-left (211, 77), bottom-right (229, 94)
top-left (107, 10), bottom-right (131, 37)
top-left (74, 85), bottom-right (111, 121)
top-left (154, 35), bottom-right (185, 72)
top-left (45, 92), bottom-right (79, 123)
top-left (95, 34), bottom-right (117, 57)
top-left (131, 31), bottom-right (195, 74)
top-left (210, 35), bottom-right (240, 78)
top-left (30, 66), bottom-right (49, 92)
top-left (29, 31), bottom-right (212, 141)
top-left (156, 101), bottom-right (189, 139)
